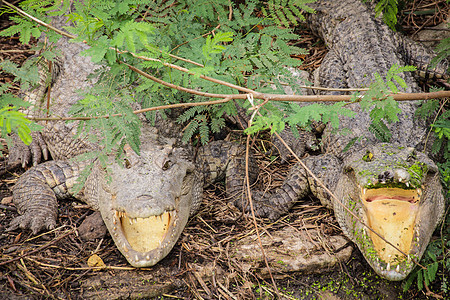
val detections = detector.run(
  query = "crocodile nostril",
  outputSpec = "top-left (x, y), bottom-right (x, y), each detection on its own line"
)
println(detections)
top-left (378, 170), bottom-right (394, 183)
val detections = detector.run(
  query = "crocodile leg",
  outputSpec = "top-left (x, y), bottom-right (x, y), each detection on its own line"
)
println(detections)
top-left (9, 132), bottom-right (49, 167)
top-left (8, 160), bottom-right (86, 234)
top-left (251, 162), bottom-right (310, 220)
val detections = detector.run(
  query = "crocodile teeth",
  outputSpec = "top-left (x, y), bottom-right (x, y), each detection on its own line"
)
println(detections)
top-left (135, 255), bottom-right (139, 261)
top-left (396, 265), bottom-right (400, 273)
top-left (123, 244), bottom-right (129, 252)
top-left (146, 255), bottom-right (150, 261)
top-left (406, 182), bottom-right (410, 187)
top-left (386, 263), bottom-right (391, 271)
top-left (407, 255), bottom-right (411, 263)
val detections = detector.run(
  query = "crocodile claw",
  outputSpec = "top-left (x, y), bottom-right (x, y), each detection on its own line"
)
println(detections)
top-left (8, 212), bottom-right (57, 235)
top-left (8, 132), bottom-right (49, 168)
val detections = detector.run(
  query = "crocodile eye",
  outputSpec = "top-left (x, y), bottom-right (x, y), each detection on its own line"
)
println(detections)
top-left (124, 158), bottom-right (132, 169)
top-left (362, 151), bottom-right (373, 162)
top-left (407, 150), bottom-right (417, 162)
top-left (162, 159), bottom-right (172, 170)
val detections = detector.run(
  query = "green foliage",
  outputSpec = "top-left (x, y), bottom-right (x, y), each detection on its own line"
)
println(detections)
top-left (0, 59), bottom-right (40, 91)
top-left (0, 82), bottom-right (42, 146)
top-left (0, 103), bottom-right (32, 145)
top-left (416, 97), bottom-right (450, 193)
top-left (0, 0), bottom-right (312, 146)
top-left (0, 0), bottom-right (67, 44)
top-left (202, 32), bottom-right (234, 61)
top-left (262, 0), bottom-right (316, 27)
top-left (285, 101), bottom-right (355, 132)
top-left (432, 36), bottom-right (450, 73)
top-left (0, 15), bottom-right (41, 44)
top-left (372, 0), bottom-right (399, 31)
top-left (245, 102), bottom-right (286, 135)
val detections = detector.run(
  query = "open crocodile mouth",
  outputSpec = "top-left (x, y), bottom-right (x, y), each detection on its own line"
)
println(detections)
top-left (110, 209), bottom-right (178, 265)
top-left (361, 187), bottom-right (422, 265)
top-left (117, 211), bottom-right (173, 252)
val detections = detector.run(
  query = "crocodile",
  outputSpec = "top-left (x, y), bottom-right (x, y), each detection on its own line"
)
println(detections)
top-left (7, 15), bottom-right (257, 268)
top-left (250, 0), bottom-right (448, 281)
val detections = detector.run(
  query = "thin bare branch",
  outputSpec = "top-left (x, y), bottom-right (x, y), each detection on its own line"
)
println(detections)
top-left (30, 97), bottom-right (233, 121)
top-left (29, 89), bottom-right (450, 122)
top-left (117, 50), bottom-right (255, 93)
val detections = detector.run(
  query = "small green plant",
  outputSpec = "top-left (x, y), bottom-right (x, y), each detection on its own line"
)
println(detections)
top-left (371, 0), bottom-right (399, 30)
top-left (0, 75), bottom-right (45, 148)
top-left (432, 36), bottom-right (450, 73)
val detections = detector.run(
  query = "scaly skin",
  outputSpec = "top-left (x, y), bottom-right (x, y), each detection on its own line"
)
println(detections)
top-left (8, 15), bottom-right (258, 267)
top-left (252, 0), bottom-right (447, 280)
top-left (307, 0), bottom-right (448, 93)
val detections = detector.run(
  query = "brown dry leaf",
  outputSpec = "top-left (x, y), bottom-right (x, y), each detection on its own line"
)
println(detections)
top-left (87, 254), bottom-right (106, 268)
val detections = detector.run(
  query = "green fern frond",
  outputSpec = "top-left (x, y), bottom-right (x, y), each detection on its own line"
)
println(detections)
top-left (263, 0), bottom-right (316, 27)
top-left (182, 118), bottom-right (199, 144)
top-left (432, 36), bottom-right (450, 71)
top-left (373, 0), bottom-right (398, 30)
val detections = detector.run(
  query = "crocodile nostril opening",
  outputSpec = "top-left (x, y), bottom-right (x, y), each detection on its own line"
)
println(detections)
top-left (378, 170), bottom-right (394, 182)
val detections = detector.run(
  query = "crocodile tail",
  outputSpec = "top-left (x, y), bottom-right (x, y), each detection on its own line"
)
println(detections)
top-left (250, 163), bottom-right (310, 221)
top-left (397, 34), bottom-right (449, 82)
top-left (224, 143), bottom-right (259, 210)
top-left (189, 170), bottom-right (204, 217)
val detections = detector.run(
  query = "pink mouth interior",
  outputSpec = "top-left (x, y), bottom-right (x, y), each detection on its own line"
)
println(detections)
top-left (366, 195), bottom-right (417, 203)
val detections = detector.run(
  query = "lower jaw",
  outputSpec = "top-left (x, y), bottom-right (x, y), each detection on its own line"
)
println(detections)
top-left (362, 188), bottom-right (420, 264)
